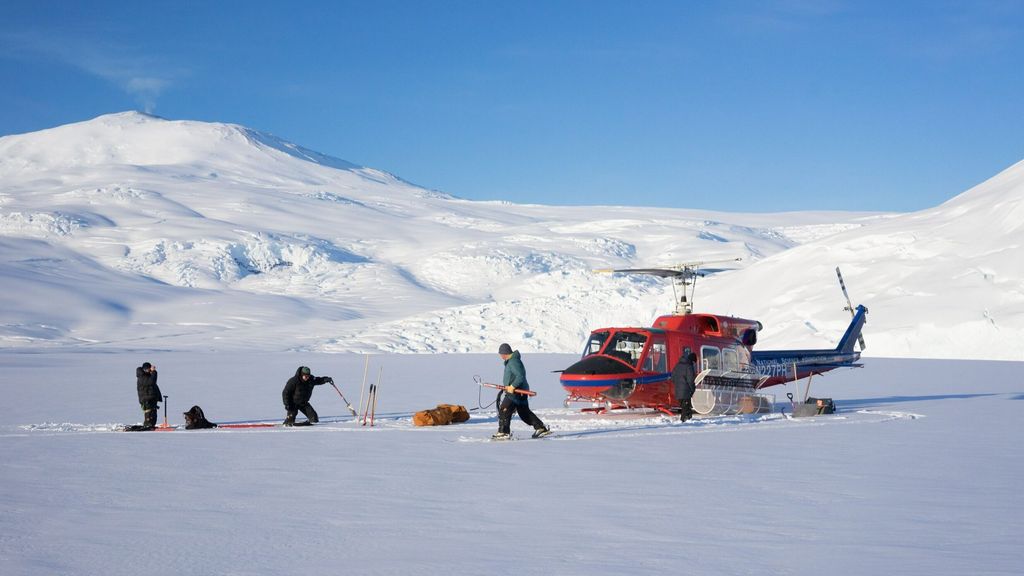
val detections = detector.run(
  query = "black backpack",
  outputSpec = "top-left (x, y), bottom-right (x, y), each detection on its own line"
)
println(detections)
top-left (183, 405), bottom-right (218, 429)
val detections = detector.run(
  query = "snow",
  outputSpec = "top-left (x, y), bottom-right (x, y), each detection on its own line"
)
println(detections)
top-left (0, 352), bottom-right (1021, 575)
top-left (1, 112), bottom-right (1023, 573)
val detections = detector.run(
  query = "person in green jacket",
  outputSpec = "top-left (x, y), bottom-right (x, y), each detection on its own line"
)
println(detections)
top-left (493, 343), bottom-right (550, 440)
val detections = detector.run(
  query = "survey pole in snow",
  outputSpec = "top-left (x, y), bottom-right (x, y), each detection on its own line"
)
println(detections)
top-left (357, 354), bottom-right (369, 418)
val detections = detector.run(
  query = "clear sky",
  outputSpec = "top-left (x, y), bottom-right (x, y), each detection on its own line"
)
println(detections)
top-left (2, 1), bottom-right (1022, 212)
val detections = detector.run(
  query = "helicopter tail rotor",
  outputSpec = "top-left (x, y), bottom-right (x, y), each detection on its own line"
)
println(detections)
top-left (836, 266), bottom-right (866, 351)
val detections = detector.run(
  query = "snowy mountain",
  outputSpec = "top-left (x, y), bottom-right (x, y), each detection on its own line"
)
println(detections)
top-left (1, 112), bottom-right (1021, 359)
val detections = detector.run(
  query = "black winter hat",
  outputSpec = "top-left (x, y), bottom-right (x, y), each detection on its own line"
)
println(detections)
top-left (301, 366), bottom-right (311, 375)
top-left (142, 362), bottom-right (152, 370)
top-left (498, 343), bottom-right (513, 355)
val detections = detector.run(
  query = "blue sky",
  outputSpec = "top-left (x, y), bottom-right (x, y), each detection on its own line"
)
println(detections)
top-left (2, 1), bottom-right (1022, 212)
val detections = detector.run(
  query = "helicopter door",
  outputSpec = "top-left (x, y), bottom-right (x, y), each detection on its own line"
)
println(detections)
top-left (641, 335), bottom-right (667, 373)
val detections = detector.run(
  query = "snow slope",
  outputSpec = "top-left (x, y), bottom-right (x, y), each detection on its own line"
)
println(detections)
top-left (0, 352), bottom-right (1020, 575)
top-left (697, 158), bottom-right (1024, 360)
top-left (1, 112), bottom-right (1022, 359)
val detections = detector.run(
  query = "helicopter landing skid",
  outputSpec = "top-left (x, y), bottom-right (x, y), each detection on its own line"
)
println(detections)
top-left (573, 401), bottom-right (675, 417)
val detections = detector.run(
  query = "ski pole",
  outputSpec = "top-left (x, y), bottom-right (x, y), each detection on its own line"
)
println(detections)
top-left (161, 395), bottom-right (169, 428)
top-left (330, 382), bottom-right (359, 417)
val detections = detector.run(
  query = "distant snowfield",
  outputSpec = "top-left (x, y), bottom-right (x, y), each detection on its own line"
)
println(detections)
top-left (0, 352), bottom-right (1020, 575)
top-left (2, 112), bottom-right (1024, 359)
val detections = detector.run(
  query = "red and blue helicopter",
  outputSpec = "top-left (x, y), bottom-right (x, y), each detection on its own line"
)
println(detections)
top-left (559, 263), bottom-right (867, 415)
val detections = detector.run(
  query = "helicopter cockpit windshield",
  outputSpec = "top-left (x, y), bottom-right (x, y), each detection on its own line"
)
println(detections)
top-left (602, 331), bottom-right (648, 367)
top-left (582, 331), bottom-right (610, 357)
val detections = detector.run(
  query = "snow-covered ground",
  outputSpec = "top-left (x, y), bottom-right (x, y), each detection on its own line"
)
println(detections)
top-left (0, 352), bottom-right (1020, 575)
top-left (4, 112), bottom-right (1022, 359)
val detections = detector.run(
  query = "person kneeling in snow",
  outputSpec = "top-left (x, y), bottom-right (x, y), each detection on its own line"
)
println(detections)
top-left (135, 362), bottom-right (162, 430)
top-left (282, 366), bottom-right (332, 426)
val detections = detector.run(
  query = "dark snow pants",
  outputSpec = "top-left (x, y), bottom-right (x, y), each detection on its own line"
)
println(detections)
top-left (497, 395), bottom-right (545, 434)
top-left (141, 400), bottom-right (158, 428)
top-left (285, 402), bottom-right (319, 425)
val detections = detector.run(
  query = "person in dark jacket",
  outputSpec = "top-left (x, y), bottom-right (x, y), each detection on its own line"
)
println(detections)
top-left (282, 366), bottom-right (332, 426)
top-left (493, 343), bottom-right (550, 439)
top-left (671, 350), bottom-right (698, 422)
top-left (136, 362), bottom-right (162, 429)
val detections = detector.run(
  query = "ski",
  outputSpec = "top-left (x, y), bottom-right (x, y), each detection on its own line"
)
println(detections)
top-left (121, 424), bottom-right (178, 432)
top-left (473, 430), bottom-right (555, 442)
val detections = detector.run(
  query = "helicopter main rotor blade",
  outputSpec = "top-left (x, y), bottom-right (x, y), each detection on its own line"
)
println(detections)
top-left (594, 268), bottom-right (695, 278)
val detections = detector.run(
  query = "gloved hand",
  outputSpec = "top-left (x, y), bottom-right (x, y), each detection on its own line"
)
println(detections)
top-left (327, 377), bottom-right (334, 384)
top-left (505, 385), bottom-right (515, 394)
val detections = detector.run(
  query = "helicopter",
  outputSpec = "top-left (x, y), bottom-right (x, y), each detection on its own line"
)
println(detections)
top-left (558, 262), bottom-right (868, 416)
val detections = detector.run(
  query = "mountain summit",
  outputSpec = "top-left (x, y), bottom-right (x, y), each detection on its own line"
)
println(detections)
top-left (0, 111), bottom-right (363, 177)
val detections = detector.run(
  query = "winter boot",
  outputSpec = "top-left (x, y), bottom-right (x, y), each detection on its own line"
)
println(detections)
top-left (491, 432), bottom-right (512, 441)
top-left (143, 409), bottom-right (157, 430)
top-left (283, 410), bottom-right (297, 427)
top-left (679, 400), bottom-right (693, 422)
top-left (532, 427), bottom-right (552, 439)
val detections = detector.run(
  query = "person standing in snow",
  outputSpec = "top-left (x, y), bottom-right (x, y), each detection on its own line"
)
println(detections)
top-left (493, 343), bottom-right (550, 439)
top-left (135, 362), bottom-right (162, 430)
top-left (282, 366), bottom-right (332, 426)
top-left (672, 350), bottom-right (698, 422)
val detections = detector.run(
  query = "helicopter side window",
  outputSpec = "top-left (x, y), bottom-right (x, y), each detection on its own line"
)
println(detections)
top-left (737, 346), bottom-right (752, 369)
top-left (722, 348), bottom-right (740, 372)
top-left (641, 336), bottom-right (667, 373)
top-left (700, 346), bottom-right (721, 371)
top-left (605, 332), bottom-right (648, 367)
top-left (582, 331), bottom-right (610, 357)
